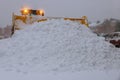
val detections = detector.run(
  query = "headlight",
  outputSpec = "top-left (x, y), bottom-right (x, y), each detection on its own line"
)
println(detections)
top-left (21, 8), bottom-right (30, 15)
top-left (37, 10), bottom-right (44, 16)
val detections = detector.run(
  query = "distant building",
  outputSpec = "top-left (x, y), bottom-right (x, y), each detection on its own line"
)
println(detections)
top-left (0, 25), bottom-right (12, 39)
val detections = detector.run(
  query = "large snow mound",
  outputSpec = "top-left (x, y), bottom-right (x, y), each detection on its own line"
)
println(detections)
top-left (0, 19), bottom-right (120, 73)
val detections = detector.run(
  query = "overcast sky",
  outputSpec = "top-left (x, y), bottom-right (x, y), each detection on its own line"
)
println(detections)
top-left (0, 0), bottom-right (120, 27)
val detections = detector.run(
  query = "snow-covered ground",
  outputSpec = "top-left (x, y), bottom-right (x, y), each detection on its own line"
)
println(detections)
top-left (0, 70), bottom-right (120, 80)
top-left (0, 19), bottom-right (120, 80)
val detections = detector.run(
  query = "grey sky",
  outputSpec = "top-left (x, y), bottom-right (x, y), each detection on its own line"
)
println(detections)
top-left (0, 0), bottom-right (120, 27)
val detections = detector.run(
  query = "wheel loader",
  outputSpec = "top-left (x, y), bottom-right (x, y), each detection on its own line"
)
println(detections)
top-left (12, 7), bottom-right (89, 35)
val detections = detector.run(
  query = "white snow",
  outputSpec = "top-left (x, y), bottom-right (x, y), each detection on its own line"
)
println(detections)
top-left (0, 19), bottom-right (120, 80)
top-left (0, 69), bottom-right (120, 80)
top-left (89, 22), bottom-right (98, 27)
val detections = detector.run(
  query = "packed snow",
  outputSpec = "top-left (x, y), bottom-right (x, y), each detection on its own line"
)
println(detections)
top-left (0, 19), bottom-right (120, 80)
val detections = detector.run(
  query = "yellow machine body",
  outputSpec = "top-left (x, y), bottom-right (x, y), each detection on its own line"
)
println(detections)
top-left (12, 8), bottom-right (89, 33)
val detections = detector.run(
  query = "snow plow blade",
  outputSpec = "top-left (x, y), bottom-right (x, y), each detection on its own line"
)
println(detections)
top-left (12, 14), bottom-right (89, 30)
top-left (64, 16), bottom-right (89, 27)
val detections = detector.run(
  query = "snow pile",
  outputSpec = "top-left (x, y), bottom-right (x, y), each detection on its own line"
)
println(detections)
top-left (0, 19), bottom-right (120, 73)
top-left (89, 22), bottom-right (99, 28)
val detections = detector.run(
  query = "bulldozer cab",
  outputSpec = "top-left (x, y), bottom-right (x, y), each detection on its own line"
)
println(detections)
top-left (20, 8), bottom-right (44, 16)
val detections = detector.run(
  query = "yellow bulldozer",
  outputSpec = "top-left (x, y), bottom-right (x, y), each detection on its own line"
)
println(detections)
top-left (12, 7), bottom-right (89, 35)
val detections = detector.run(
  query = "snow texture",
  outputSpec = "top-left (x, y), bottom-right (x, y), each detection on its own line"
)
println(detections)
top-left (0, 19), bottom-right (120, 74)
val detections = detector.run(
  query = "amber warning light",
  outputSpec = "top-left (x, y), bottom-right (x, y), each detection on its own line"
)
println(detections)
top-left (36, 10), bottom-right (44, 16)
top-left (21, 8), bottom-right (30, 15)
